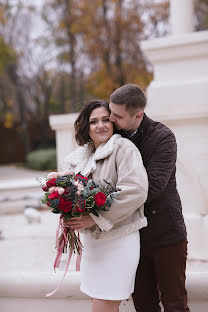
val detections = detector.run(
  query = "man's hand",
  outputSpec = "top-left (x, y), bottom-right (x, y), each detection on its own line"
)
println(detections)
top-left (63, 215), bottom-right (96, 230)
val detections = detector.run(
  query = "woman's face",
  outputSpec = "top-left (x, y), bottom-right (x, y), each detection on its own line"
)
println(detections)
top-left (89, 106), bottom-right (114, 149)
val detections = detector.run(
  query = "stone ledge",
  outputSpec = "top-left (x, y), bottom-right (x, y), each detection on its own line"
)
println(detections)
top-left (0, 179), bottom-right (41, 191)
top-left (0, 271), bottom-right (85, 299)
top-left (1, 271), bottom-right (208, 302)
top-left (1, 271), bottom-right (208, 312)
top-left (141, 30), bottom-right (208, 62)
top-left (146, 111), bottom-right (208, 124)
top-left (142, 30), bottom-right (208, 50)
top-left (0, 199), bottom-right (45, 215)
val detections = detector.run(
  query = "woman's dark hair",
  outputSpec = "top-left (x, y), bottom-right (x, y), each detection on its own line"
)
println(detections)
top-left (74, 99), bottom-right (111, 146)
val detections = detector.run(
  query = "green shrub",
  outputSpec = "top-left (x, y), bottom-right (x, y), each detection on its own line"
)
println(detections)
top-left (25, 148), bottom-right (57, 171)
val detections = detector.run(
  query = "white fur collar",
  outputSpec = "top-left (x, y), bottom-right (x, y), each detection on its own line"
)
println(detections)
top-left (64, 134), bottom-right (121, 176)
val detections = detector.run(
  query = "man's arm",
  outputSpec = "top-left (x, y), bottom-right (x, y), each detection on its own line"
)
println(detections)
top-left (145, 131), bottom-right (177, 204)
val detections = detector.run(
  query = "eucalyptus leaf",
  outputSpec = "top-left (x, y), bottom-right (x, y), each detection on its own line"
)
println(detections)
top-left (41, 198), bottom-right (47, 204)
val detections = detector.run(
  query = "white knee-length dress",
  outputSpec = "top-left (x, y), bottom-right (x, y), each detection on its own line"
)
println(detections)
top-left (80, 231), bottom-right (140, 300)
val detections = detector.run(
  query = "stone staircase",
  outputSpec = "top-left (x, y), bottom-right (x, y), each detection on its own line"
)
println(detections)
top-left (0, 166), bottom-right (48, 215)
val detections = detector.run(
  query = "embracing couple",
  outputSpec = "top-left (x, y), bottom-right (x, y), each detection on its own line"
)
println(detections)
top-left (55, 84), bottom-right (190, 312)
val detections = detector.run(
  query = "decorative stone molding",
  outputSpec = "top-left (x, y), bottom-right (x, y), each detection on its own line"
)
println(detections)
top-left (142, 31), bottom-right (208, 62)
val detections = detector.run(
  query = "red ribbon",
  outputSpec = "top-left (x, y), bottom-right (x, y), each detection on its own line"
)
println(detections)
top-left (45, 218), bottom-right (83, 297)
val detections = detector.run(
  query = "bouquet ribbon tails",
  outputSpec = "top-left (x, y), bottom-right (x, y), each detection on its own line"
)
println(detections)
top-left (40, 172), bottom-right (116, 297)
top-left (45, 217), bottom-right (83, 297)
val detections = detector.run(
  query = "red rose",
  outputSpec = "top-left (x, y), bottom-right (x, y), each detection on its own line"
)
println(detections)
top-left (46, 201), bottom-right (51, 206)
top-left (58, 198), bottom-right (72, 213)
top-left (75, 174), bottom-right (88, 181)
top-left (42, 186), bottom-right (49, 192)
top-left (46, 178), bottom-right (57, 188)
top-left (76, 206), bottom-right (86, 213)
top-left (94, 192), bottom-right (106, 207)
top-left (48, 191), bottom-right (59, 199)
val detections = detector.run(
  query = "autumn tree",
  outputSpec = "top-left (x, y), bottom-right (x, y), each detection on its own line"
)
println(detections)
top-left (0, 1), bottom-right (37, 155)
top-left (78, 0), bottom-right (155, 98)
top-left (0, 38), bottom-right (16, 116)
top-left (42, 0), bottom-right (84, 112)
top-left (196, 0), bottom-right (208, 30)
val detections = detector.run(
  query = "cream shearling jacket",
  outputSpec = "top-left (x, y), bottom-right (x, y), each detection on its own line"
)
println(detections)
top-left (64, 134), bottom-right (148, 240)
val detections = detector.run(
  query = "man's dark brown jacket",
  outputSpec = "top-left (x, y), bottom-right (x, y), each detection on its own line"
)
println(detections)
top-left (130, 114), bottom-right (187, 248)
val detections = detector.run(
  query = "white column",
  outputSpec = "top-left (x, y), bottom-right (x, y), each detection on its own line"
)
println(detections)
top-left (141, 11), bottom-right (208, 260)
top-left (49, 113), bottom-right (78, 170)
top-left (170, 0), bottom-right (195, 35)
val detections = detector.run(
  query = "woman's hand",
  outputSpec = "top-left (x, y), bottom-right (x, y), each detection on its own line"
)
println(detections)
top-left (63, 215), bottom-right (96, 230)
top-left (47, 170), bottom-right (74, 180)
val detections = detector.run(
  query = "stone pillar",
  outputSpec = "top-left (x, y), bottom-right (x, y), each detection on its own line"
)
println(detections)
top-left (170, 0), bottom-right (195, 34)
top-left (49, 113), bottom-right (78, 170)
top-left (141, 1), bottom-right (208, 261)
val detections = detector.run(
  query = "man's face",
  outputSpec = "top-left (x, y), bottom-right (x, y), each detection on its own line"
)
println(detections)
top-left (109, 102), bottom-right (142, 132)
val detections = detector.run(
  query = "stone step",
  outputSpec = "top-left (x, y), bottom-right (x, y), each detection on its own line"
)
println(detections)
top-left (0, 175), bottom-right (46, 214)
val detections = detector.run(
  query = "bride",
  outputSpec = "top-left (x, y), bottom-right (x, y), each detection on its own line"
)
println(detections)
top-left (50, 99), bottom-right (148, 312)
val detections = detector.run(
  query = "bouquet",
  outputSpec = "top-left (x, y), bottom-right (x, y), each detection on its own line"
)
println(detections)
top-left (40, 171), bottom-right (116, 296)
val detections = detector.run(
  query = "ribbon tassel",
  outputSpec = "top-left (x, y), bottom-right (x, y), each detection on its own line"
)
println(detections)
top-left (46, 219), bottom-right (83, 297)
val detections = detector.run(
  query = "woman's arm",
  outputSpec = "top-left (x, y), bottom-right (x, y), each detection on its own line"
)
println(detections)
top-left (90, 145), bottom-right (148, 231)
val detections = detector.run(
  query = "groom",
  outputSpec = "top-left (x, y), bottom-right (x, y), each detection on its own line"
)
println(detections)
top-left (109, 84), bottom-right (190, 312)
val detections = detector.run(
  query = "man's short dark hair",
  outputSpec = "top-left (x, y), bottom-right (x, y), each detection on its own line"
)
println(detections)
top-left (110, 84), bottom-right (147, 113)
top-left (74, 99), bottom-right (111, 146)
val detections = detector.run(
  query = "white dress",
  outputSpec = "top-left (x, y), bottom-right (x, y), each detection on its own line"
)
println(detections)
top-left (80, 231), bottom-right (140, 300)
